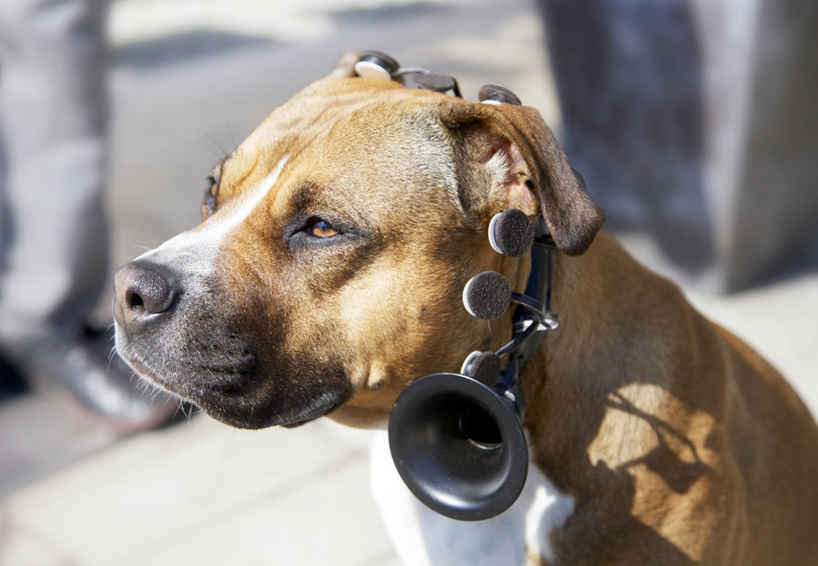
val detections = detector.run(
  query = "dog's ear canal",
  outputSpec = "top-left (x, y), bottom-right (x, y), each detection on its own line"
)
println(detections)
top-left (440, 101), bottom-right (605, 256)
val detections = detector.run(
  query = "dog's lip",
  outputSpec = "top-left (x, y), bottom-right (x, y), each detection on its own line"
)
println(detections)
top-left (125, 356), bottom-right (254, 403)
top-left (123, 356), bottom-right (183, 395)
top-left (119, 350), bottom-right (347, 429)
top-left (123, 356), bottom-right (162, 383)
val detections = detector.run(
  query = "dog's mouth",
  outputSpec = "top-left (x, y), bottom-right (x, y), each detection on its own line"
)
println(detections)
top-left (118, 345), bottom-right (349, 429)
top-left (123, 356), bottom-right (169, 390)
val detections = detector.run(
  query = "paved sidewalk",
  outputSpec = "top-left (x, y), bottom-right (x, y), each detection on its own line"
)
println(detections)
top-left (0, 418), bottom-right (396, 566)
top-left (1, 0), bottom-right (816, 564)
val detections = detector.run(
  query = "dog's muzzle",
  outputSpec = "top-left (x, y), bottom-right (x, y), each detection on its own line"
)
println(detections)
top-left (112, 257), bottom-right (349, 430)
top-left (112, 258), bottom-right (255, 401)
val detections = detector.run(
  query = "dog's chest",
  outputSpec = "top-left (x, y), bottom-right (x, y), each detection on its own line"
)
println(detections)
top-left (370, 431), bottom-right (574, 565)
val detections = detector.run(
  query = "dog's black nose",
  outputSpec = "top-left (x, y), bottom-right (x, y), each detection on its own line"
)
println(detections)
top-left (114, 262), bottom-right (177, 329)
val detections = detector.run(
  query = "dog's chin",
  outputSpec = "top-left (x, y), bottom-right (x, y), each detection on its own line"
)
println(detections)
top-left (193, 392), bottom-right (344, 430)
top-left (122, 356), bottom-right (349, 429)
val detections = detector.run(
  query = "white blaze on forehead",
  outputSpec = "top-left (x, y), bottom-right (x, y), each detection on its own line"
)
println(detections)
top-left (137, 155), bottom-right (290, 274)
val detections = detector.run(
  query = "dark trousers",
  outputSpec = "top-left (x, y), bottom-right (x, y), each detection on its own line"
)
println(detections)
top-left (0, 0), bottom-right (110, 342)
top-left (539, 0), bottom-right (818, 291)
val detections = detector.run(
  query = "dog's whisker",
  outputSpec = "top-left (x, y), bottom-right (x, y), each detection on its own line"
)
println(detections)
top-left (172, 400), bottom-right (185, 420)
top-left (199, 130), bottom-right (230, 162)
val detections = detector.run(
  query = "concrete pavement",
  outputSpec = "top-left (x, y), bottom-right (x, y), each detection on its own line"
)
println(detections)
top-left (0, 0), bottom-right (816, 564)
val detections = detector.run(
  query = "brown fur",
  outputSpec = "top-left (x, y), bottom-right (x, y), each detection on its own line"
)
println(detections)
top-left (521, 234), bottom-right (818, 564)
top-left (114, 53), bottom-right (818, 564)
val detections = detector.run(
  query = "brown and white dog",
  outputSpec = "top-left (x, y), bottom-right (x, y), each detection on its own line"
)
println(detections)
top-left (113, 52), bottom-right (818, 565)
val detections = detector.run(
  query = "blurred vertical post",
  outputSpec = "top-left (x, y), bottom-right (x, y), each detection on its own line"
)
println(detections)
top-left (538, 0), bottom-right (818, 292)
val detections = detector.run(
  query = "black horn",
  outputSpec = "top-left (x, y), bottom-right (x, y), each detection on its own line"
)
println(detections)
top-left (388, 372), bottom-right (528, 521)
top-left (387, 202), bottom-right (559, 521)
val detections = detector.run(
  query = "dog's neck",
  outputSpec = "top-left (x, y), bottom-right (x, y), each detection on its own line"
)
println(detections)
top-left (520, 233), bottom-right (684, 483)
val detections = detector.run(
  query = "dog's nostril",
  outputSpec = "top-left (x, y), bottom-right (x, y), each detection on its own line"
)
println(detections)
top-left (114, 262), bottom-right (177, 316)
top-left (126, 289), bottom-right (145, 310)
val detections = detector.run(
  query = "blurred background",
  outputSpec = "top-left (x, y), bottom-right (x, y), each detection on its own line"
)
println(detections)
top-left (0, 0), bottom-right (815, 564)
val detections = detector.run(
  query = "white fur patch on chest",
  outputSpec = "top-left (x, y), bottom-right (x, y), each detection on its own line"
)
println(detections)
top-left (370, 431), bottom-right (574, 565)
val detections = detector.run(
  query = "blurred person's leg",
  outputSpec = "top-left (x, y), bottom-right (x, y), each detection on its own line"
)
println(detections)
top-left (538, 0), bottom-right (818, 292)
top-left (0, 0), bottom-right (108, 340)
top-left (0, 0), bottom-right (175, 430)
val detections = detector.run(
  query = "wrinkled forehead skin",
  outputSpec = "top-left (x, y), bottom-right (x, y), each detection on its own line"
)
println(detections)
top-left (218, 76), bottom-right (459, 217)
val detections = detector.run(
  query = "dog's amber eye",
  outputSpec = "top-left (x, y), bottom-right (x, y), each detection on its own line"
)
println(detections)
top-left (306, 218), bottom-right (339, 238)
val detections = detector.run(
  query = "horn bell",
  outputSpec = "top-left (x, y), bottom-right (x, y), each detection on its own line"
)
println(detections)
top-left (388, 373), bottom-right (528, 521)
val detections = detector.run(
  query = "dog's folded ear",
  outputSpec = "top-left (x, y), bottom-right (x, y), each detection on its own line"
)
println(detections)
top-left (440, 100), bottom-right (604, 256)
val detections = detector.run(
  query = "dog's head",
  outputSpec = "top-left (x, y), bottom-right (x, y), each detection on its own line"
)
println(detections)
top-left (113, 53), bottom-right (603, 429)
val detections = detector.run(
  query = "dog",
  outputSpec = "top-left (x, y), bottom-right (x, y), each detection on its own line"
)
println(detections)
top-left (113, 52), bottom-right (818, 565)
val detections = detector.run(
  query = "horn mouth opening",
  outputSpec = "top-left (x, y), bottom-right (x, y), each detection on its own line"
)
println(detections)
top-left (388, 373), bottom-right (528, 521)
top-left (460, 405), bottom-right (502, 450)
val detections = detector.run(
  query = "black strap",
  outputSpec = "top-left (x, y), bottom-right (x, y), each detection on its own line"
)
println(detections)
top-left (494, 220), bottom-right (556, 418)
